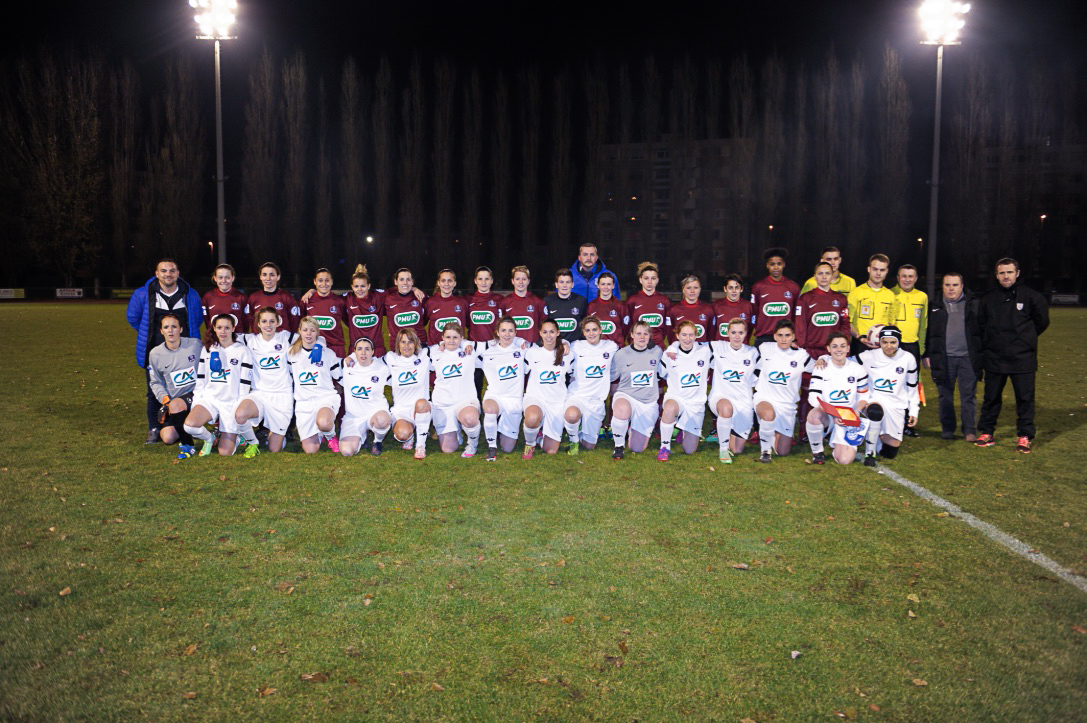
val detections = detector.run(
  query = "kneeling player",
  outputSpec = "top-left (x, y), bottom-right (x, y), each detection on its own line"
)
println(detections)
top-left (385, 328), bottom-right (433, 459)
top-left (184, 314), bottom-right (257, 457)
top-left (752, 320), bottom-right (814, 462)
top-left (479, 318), bottom-right (529, 460)
top-left (288, 317), bottom-right (343, 454)
top-left (858, 325), bottom-right (919, 465)
top-left (707, 318), bottom-right (759, 463)
top-left (609, 321), bottom-right (663, 458)
top-left (339, 337), bottom-right (392, 456)
top-left (236, 307), bottom-right (297, 453)
top-left (657, 321), bottom-right (712, 459)
top-left (806, 332), bottom-right (869, 465)
top-left (429, 323), bottom-right (483, 457)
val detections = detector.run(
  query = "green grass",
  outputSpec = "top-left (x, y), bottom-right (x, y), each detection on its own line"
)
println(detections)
top-left (2, 303), bottom-right (1086, 720)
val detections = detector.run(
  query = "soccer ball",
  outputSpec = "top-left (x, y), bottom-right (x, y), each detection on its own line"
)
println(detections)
top-left (867, 324), bottom-right (885, 346)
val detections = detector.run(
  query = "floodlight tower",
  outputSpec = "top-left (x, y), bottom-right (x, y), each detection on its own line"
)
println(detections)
top-left (191, 0), bottom-right (237, 265)
top-left (920, 0), bottom-right (970, 299)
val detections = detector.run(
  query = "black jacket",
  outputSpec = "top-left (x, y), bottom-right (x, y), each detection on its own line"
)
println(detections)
top-left (976, 282), bottom-right (1049, 374)
top-left (924, 290), bottom-right (983, 385)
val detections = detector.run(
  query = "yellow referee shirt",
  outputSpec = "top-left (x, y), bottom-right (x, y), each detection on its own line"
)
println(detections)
top-left (800, 272), bottom-right (856, 295)
top-left (892, 286), bottom-right (929, 354)
top-left (847, 283), bottom-right (896, 339)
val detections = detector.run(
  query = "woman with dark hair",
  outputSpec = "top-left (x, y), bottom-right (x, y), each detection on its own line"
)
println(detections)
top-left (752, 319), bottom-right (814, 462)
top-left (147, 313), bottom-right (203, 458)
top-left (521, 320), bottom-right (572, 458)
top-left (183, 314), bottom-right (257, 457)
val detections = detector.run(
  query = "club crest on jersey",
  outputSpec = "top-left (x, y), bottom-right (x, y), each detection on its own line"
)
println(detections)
top-left (398, 370), bottom-right (419, 385)
top-left (790, 360), bottom-right (798, 367)
top-left (784, 291), bottom-right (793, 299)
top-left (275, 302), bottom-right (284, 310)
top-left (896, 367), bottom-right (905, 374)
top-left (769, 370), bottom-right (791, 385)
top-left (371, 376), bottom-right (380, 383)
top-left (172, 368), bottom-right (196, 385)
top-left (498, 364), bottom-right (519, 380)
top-left (603, 352), bottom-right (610, 359)
top-left (743, 359), bottom-right (751, 366)
top-left (259, 356), bottom-right (281, 370)
top-left (457, 350), bottom-right (467, 358)
top-left (230, 358), bottom-right (238, 365)
top-left (187, 355), bottom-right (196, 362)
top-left (231, 302), bottom-right (239, 310)
top-left (539, 370), bottom-right (562, 384)
top-left (585, 364), bottom-right (605, 379)
top-left (526, 305), bottom-right (535, 312)
top-left (350, 385), bottom-right (372, 399)
top-left (298, 371), bottom-right (319, 385)
top-left (874, 378), bottom-right (897, 392)
top-left (513, 351), bottom-right (521, 358)
top-left (274, 344), bottom-right (282, 351)
top-left (697, 360), bottom-right (705, 367)
top-left (441, 363), bottom-right (464, 378)
top-left (680, 372), bottom-right (701, 387)
top-left (832, 300), bottom-right (841, 307)
top-left (571, 307), bottom-right (580, 315)
top-left (847, 376), bottom-right (855, 383)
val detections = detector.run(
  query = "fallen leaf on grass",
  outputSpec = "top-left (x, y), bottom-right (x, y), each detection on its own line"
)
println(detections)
top-left (364, 599), bottom-right (372, 607)
top-left (431, 682), bottom-right (445, 691)
top-left (562, 615), bottom-right (575, 624)
top-left (58, 587), bottom-right (71, 597)
top-left (618, 641), bottom-right (629, 655)
top-left (183, 644), bottom-right (198, 656)
top-left (258, 685), bottom-right (277, 697)
top-left (182, 692), bottom-right (197, 699)
top-left (741, 718), bottom-right (757, 723)
top-left (791, 650), bottom-right (802, 659)
top-left (529, 678), bottom-right (550, 685)
top-left (912, 678), bottom-right (928, 687)
top-left (869, 704), bottom-right (881, 711)
top-left (765, 537), bottom-right (775, 544)
top-left (833, 708), bottom-right (858, 719)
top-left (908, 610), bottom-right (917, 618)
top-left (934, 512), bottom-right (949, 518)
top-left (906, 594), bottom-right (920, 604)
top-left (731, 563), bottom-right (750, 570)
top-left (708, 466), bottom-right (715, 472)
top-left (558, 559), bottom-right (566, 567)
top-left (1071, 625), bottom-right (1087, 635)
top-left (603, 655), bottom-right (624, 668)
top-left (301, 672), bottom-right (329, 682)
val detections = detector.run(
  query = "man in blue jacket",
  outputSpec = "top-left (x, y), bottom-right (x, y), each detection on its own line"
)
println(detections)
top-left (570, 242), bottom-right (618, 304)
top-left (127, 259), bottom-right (204, 443)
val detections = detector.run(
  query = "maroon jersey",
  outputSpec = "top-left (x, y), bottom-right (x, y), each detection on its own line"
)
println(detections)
top-left (465, 291), bottom-right (504, 343)
top-left (499, 292), bottom-right (544, 343)
top-left (384, 291), bottom-right (427, 348)
top-left (202, 289), bottom-right (249, 333)
top-left (795, 287), bottom-right (850, 359)
top-left (626, 290), bottom-right (672, 348)
top-left (589, 297), bottom-right (628, 345)
top-left (712, 297), bottom-right (755, 339)
top-left (248, 288), bottom-right (301, 332)
top-left (749, 276), bottom-right (800, 339)
top-left (667, 300), bottom-right (715, 343)
top-left (345, 290), bottom-right (387, 357)
top-left (303, 292), bottom-right (347, 358)
top-left (424, 294), bottom-right (468, 345)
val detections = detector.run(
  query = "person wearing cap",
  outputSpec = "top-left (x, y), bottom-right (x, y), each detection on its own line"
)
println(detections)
top-left (856, 325), bottom-right (920, 466)
top-left (975, 257), bottom-right (1049, 453)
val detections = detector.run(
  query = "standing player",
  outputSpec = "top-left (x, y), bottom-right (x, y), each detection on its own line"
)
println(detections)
top-left (147, 314), bottom-right (203, 457)
top-left (287, 317), bottom-right (343, 454)
top-left (344, 265), bottom-right (388, 358)
top-left (429, 323), bottom-right (483, 457)
top-left (712, 274), bottom-right (755, 341)
top-left (499, 266), bottom-right (544, 344)
top-left (800, 246), bottom-right (857, 295)
top-left (563, 316), bottom-right (619, 454)
top-left (892, 264), bottom-right (928, 437)
top-left (522, 319), bottom-right (573, 457)
top-left (302, 268), bottom-right (348, 359)
top-left (248, 262), bottom-right (300, 333)
top-left (667, 275), bottom-right (715, 344)
top-left (202, 264), bottom-right (249, 333)
top-left (708, 318), bottom-right (759, 463)
top-left (858, 325), bottom-right (920, 465)
top-left (384, 328), bottom-right (433, 459)
top-left (235, 307), bottom-right (297, 453)
top-left (543, 268), bottom-right (588, 342)
top-left (847, 254), bottom-right (897, 356)
top-left (657, 320), bottom-right (713, 460)
top-left (465, 266), bottom-right (503, 400)
top-left (609, 321), bottom-right (663, 458)
top-left (626, 261), bottom-right (672, 349)
top-left (424, 269), bottom-right (467, 346)
top-left (478, 318), bottom-right (529, 460)
top-left (795, 261), bottom-right (851, 435)
top-left (805, 332), bottom-right (869, 465)
top-left (338, 337), bottom-right (393, 457)
top-left (384, 268), bottom-right (428, 350)
top-left (752, 320), bottom-right (814, 462)
top-left (182, 314), bottom-right (257, 457)
top-left (750, 248), bottom-right (800, 345)
top-left (589, 271), bottom-right (628, 346)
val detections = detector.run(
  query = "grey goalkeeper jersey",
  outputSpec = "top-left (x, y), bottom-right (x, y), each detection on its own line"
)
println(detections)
top-left (148, 338), bottom-right (202, 402)
top-left (610, 344), bottom-right (663, 404)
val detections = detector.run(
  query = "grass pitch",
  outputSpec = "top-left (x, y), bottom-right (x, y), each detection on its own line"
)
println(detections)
top-left (1, 303), bottom-right (1085, 720)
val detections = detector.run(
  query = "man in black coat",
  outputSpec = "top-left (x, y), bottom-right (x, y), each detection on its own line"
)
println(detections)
top-left (975, 258), bottom-right (1050, 453)
top-left (924, 272), bottom-right (982, 441)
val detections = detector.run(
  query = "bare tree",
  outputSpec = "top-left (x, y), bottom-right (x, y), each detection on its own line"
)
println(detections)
top-left (462, 67), bottom-right (484, 269)
top-left (668, 55), bottom-right (699, 279)
top-left (280, 51), bottom-right (309, 283)
top-left (433, 57), bottom-right (457, 269)
top-left (813, 50), bottom-right (842, 250)
top-left (877, 44), bottom-right (911, 263)
top-left (843, 55), bottom-right (867, 258)
top-left (548, 69), bottom-right (573, 269)
top-left (490, 69), bottom-right (512, 275)
top-left (728, 55), bottom-right (756, 276)
top-left (399, 57), bottom-right (426, 258)
top-left (339, 57), bottom-right (368, 262)
top-left (705, 59), bottom-right (722, 139)
top-left (581, 60), bottom-right (609, 247)
top-left (641, 56), bottom-right (661, 264)
top-left (372, 57), bottom-right (395, 245)
top-left (108, 60), bottom-right (140, 287)
top-left (314, 78), bottom-right (333, 268)
top-left (239, 47), bottom-right (279, 266)
top-left (786, 64), bottom-right (809, 254)
top-left (519, 66), bottom-right (541, 259)
top-left (756, 54), bottom-right (786, 251)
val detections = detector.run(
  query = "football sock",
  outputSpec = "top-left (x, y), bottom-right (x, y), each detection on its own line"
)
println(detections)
top-left (415, 411), bottom-right (432, 448)
top-left (759, 417), bottom-right (775, 455)
top-left (523, 424), bottom-right (541, 447)
top-left (659, 421), bottom-right (675, 450)
top-left (611, 417), bottom-right (629, 448)
top-left (564, 420), bottom-right (580, 444)
top-left (806, 422), bottom-right (825, 454)
top-left (865, 424), bottom-right (881, 458)
top-left (184, 423), bottom-right (214, 443)
top-left (483, 413), bottom-right (499, 447)
top-left (463, 422), bottom-right (481, 452)
top-left (372, 423), bottom-right (390, 443)
top-left (239, 421), bottom-right (258, 446)
top-left (715, 416), bottom-right (732, 452)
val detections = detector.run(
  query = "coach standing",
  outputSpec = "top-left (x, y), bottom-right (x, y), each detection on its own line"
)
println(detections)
top-left (127, 259), bottom-right (204, 444)
top-left (975, 258), bottom-right (1049, 453)
top-left (924, 273), bottom-right (981, 442)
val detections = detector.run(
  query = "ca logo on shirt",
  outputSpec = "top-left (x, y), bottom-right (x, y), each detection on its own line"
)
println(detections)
top-left (539, 370), bottom-right (562, 384)
top-left (498, 364), bottom-right (519, 380)
top-left (298, 371), bottom-right (319, 386)
top-left (172, 367), bottom-right (196, 385)
top-left (873, 378), bottom-right (897, 393)
top-left (632, 371), bottom-right (653, 387)
top-left (769, 370), bottom-right (791, 385)
top-left (585, 364), bottom-right (605, 379)
top-left (828, 389), bottom-right (851, 403)
top-left (259, 356), bottom-right (281, 370)
top-left (350, 385), bottom-right (372, 399)
top-left (398, 370), bottom-right (418, 385)
top-left (441, 363), bottom-right (464, 379)
top-left (680, 372), bottom-right (701, 388)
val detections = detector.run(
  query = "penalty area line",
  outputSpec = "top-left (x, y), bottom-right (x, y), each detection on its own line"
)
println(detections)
top-left (875, 464), bottom-right (1087, 596)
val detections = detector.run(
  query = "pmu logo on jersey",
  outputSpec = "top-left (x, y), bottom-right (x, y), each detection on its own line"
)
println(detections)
top-left (721, 369), bottom-right (744, 382)
top-left (298, 371), bottom-right (319, 386)
top-left (632, 371), bottom-right (653, 387)
top-left (768, 370), bottom-right (791, 385)
top-left (172, 367), bottom-right (196, 386)
top-left (640, 313), bottom-right (663, 327)
top-left (599, 320), bottom-right (616, 334)
top-left (352, 314), bottom-right (379, 329)
top-left (513, 316), bottom-right (534, 330)
top-left (398, 370), bottom-right (419, 385)
top-left (828, 389), bottom-right (852, 403)
top-left (498, 364), bottom-right (519, 380)
top-left (539, 370), bottom-right (562, 384)
top-left (695, 324), bottom-right (706, 338)
top-left (556, 318), bottom-right (577, 333)
top-left (350, 384), bottom-right (372, 399)
top-left (873, 377), bottom-right (897, 393)
top-left (434, 317), bottom-right (458, 333)
top-left (441, 363), bottom-right (464, 379)
top-left (763, 301), bottom-right (790, 316)
top-left (394, 311), bottom-right (421, 326)
top-left (584, 364), bottom-right (606, 379)
top-left (680, 372), bottom-right (701, 388)
top-left (812, 311), bottom-right (839, 327)
top-left (259, 355), bottom-right (281, 370)
top-left (471, 310), bottom-right (496, 324)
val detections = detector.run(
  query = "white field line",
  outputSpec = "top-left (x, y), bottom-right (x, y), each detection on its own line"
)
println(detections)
top-left (875, 464), bottom-right (1087, 595)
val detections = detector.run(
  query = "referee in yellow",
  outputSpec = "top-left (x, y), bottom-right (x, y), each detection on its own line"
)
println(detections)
top-left (847, 253), bottom-right (897, 356)
top-left (892, 264), bottom-right (928, 436)
top-left (800, 245), bottom-right (857, 295)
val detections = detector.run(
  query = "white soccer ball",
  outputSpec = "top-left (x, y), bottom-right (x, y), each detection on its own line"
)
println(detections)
top-left (867, 324), bottom-right (885, 345)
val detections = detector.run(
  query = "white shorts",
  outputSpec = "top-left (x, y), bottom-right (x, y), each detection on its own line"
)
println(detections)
top-left (871, 401), bottom-right (906, 442)
top-left (340, 409), bottom-right (390, 440)
top-left (191, 394), bottom-right (243, 435)
top-left (613, 392), bottom-right (659, 437)
top-left (753, 393), bottom-right (798, 438)
top-left (247, 389), bottom-right (294, 436)
top-left (483, 393), bottom-right (524, 439)
top-left (663, 393), bottom-right (707, 438)
top-left (295, 393), bottom-right (341, 440)
top-left (431, 399), bottom-right (480, 436)
top-left (708, 391), bottom-right (754, 440)
top-left (523, 393), bottom-right (566, 443)
top-left (564, 394), bottom-right (606, 444)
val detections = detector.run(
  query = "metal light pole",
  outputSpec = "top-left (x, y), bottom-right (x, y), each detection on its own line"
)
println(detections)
top-left (191, 0), bottom-right (237, 265)
top-left (920, 0), bottom-right (970, 300)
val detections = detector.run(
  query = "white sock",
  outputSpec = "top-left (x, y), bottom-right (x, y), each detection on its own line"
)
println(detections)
top-left (415, 412), bottom-right (432, 448)
top-left (716, 416), bottom-right (732, 452)
top-left (372, 424), bottom-right (389, 443)
top-left (759, 417), bottom-right (775, 454)
top-left (463, 423), bottom-right (481, 452)
top-left (238, 421), bottom-right (258, 445)
top-left (184, 423), bottom-right (214, 443)
top-left (659, 421), bottom-right (675, 450)
top-left (483, 413), bottom-right (499, 447)
top-left (807, 422), bottom-right (825, 454)
top-left (524, 425), bottom-right (541, 447)
top-left (611, 417), bottom-right (630, 448)
top-left (865, 422), bottom-right (881, 457)
top-left (564, 419), bottom-right (580, 444)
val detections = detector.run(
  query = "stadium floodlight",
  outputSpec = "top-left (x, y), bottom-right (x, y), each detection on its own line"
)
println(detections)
top-left (920, 0), bottom-right (969, 300)
top-left (190, 0), bottom-right (237, 265)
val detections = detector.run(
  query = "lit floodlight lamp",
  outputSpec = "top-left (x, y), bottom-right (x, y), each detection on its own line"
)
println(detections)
top-left (919, 0), bottom-right (970, 45)
top-left (191, 0), bottom-right (237, 40)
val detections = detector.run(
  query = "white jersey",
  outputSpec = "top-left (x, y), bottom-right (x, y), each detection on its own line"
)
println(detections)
top-left (478, 338), bottom-right (529, 399)
top-left (342, 358), bottom-right (391, 417)
top-left (384, 350), bottom-right (432, 408)
top-left (194, 341), bottom-right (253, 401)
top-left (808, 356), bottom-right (869, 410)
top-left (524, 345), bottom-right (572, 399)
top-left (287, 344), bottom-right (342, 402)
top-left (567, 339), bottom-right (619, 402)
top-left (429, 342), bottom-right (478, 407)
top-left (754, 342), bottom-right (814, 405)
top-left (708, 341), bottom-right (758, 402)
top-left (660, 342), bottom-right (713, 403)
top-left (241, 331), bottom-right (297, 394)
top-left (859, 347), bottom-right (919, 417)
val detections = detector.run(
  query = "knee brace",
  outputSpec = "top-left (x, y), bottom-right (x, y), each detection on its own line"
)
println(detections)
top-left (879, 443), bottom-right (899, 459)
top-left (865, 403), bottom-right (884, 422)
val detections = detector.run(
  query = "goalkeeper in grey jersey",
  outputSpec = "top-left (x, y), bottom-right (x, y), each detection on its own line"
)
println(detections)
top-left (608, 321), bottom-right (663, 459)
top-left (147, 314), bottom-right (203, 456)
